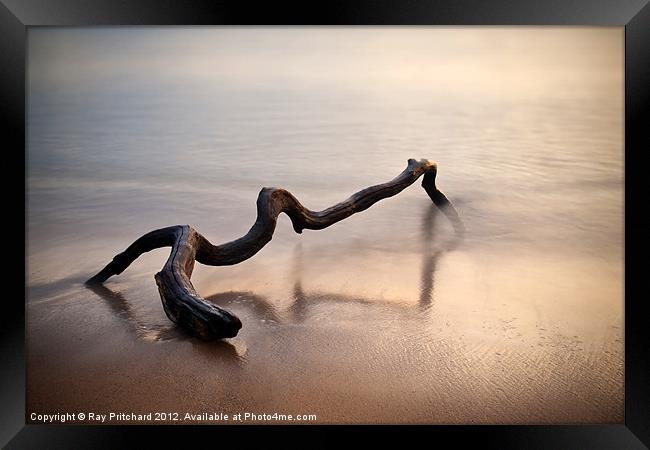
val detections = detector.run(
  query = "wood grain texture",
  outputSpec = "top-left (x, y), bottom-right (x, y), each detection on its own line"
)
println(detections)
top-left (86, 158), bottom-right (464, 340)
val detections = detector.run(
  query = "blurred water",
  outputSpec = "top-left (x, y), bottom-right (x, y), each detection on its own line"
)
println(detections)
top-left (28, 29), bottom-right (623, 266)
top-left (26, 28), bottom-right (624, 423)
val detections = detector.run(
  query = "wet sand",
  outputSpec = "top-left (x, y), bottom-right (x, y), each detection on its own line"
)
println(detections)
top-left (27, 206), bottom-right (623, 424)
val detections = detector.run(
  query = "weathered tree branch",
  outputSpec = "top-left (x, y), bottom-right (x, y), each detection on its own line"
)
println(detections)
top-left (86, 158), bottom-right (464, 340)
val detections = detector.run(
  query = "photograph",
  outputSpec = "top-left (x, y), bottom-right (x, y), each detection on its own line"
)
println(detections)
top-left (26, 26), bottom-right (624, 425)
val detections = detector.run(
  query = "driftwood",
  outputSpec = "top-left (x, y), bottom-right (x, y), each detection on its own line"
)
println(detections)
top-left (86, 158), bottom-right (464, 340)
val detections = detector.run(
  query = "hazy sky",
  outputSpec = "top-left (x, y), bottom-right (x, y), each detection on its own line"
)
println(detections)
top-left (29, 27), bottom-right (623, 99)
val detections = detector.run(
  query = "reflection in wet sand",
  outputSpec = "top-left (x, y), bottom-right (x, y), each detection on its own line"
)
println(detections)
top-left (86, 282), bottom-right (244, 364)
top-left (84, 284), bottom-right (245, 363)
top-left (87, 203), bottom-right (459, 337)
top-left (86, 282), bottom-right (180, 341)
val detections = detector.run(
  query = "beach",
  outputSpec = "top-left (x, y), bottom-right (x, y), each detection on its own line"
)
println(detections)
top-left (27, 27), bottom-right (623, 424)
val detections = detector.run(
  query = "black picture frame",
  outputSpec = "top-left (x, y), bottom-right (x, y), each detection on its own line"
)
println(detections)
top-left (3, 0), bottom-right (649, 447)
